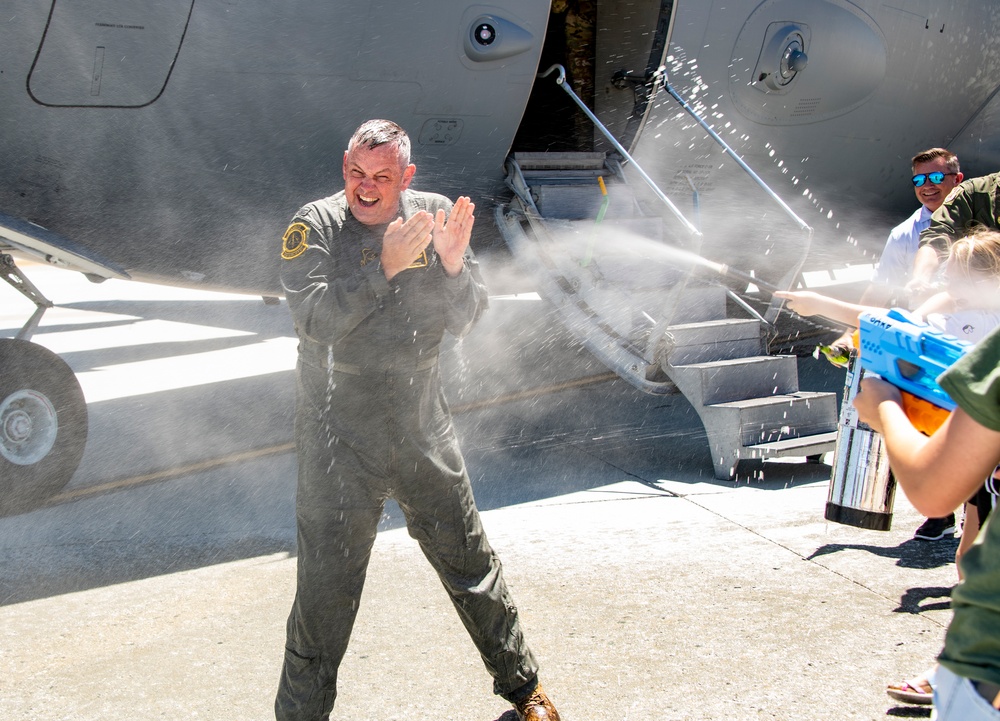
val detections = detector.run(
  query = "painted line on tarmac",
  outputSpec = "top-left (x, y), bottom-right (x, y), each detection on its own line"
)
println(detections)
top-left (46, 372), bottom-right (621, 506)
top-left (450, 371), bottom-right (620, 413)
top-left (44, 443), bottom-right (296, 506)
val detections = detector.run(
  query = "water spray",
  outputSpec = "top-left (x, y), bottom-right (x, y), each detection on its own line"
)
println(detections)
top-left (649, 242), bottom-right (781, 294)
top-left (581, 176), bottom-right (610, 267)
top-left (540, 62), bottom-right (807, 308)
top-left (707, 263), bottom-right (781, 295)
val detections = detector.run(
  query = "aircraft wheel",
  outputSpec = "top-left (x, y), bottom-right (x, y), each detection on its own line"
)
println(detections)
top-left (0, 338), bottom-right (88, 515)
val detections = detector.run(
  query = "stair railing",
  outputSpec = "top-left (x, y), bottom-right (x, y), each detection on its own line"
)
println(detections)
top-left (538, 64), bottom-right (702, 240)
top-left (540, 63), bottom-right (814, 324)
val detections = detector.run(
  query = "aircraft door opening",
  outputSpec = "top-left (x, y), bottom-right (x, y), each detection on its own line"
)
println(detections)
top-left (28, 0), bottom-right (195, 108)
top-left (513, 0), bottom-right (673, 154)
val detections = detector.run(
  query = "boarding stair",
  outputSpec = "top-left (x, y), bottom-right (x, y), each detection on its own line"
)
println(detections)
top-left (498, 150), bottom-right (839, 479)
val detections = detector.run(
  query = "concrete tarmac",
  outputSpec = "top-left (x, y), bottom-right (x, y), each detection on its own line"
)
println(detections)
top-left (1, 264), bottom-right (957, 720)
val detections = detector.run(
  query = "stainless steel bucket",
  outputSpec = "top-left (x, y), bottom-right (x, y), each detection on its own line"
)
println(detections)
top-left (825, 351), bottom-right (896, 530)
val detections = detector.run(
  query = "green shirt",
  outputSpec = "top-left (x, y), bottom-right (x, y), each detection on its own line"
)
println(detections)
top-left (937, 323), bottom-right (1000, 684)
top-left (920, 172), bottom-right (1000, 253)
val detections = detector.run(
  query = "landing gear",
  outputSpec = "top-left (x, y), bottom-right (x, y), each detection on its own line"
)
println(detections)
top-left (1, 252), bottom-right (89, 515)
top-left (0, 338), bottom-right (88, 515)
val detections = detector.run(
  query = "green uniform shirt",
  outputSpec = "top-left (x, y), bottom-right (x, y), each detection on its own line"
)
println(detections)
top-left (937, 323), bottom-right (1000, 684)
top-left (920, 172), bottom-right (1000, 253)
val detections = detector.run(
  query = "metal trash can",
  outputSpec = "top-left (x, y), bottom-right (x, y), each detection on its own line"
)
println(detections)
top-left (825, 350), bottom-right (896, 530)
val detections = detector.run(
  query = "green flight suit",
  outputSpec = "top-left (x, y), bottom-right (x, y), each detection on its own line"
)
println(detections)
top-left (275, 189), bottom-right (539, 720)
top-left (920, 171), bottom-right (1000, 254)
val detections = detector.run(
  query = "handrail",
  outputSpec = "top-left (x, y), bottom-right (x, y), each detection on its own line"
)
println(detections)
top-left (543, 62), bottom-right (813, 240)
top-left (539, 64), bottom-right (702, 239)
top-left (539, 62), bottom-right (814, 325)
top-left (660, 74), bottom-right (812, 234)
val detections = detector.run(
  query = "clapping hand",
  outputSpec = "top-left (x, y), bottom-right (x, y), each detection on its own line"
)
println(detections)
top-left (432, 196), bottom-right (475, 277)
top-left (380, 211), bottom-right (434, 281)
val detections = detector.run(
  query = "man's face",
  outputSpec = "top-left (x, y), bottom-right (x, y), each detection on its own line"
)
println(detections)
top-left (912, 157), bottom-right (962, 212)
top-left (342, 143), bottom-right (416, 226)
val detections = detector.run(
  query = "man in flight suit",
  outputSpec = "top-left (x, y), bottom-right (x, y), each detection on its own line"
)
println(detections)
top-left (910, 170), bottom-right (1000, 296)
top-left (275, 119), bottom-right (560, 721)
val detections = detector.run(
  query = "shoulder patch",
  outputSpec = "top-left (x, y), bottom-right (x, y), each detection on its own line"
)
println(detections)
top-left (944, 186), bottom-right (963, 205)
top-left (281, 222), bottom-right (310, 260)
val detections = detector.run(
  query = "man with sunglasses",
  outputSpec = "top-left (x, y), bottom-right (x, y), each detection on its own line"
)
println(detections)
top-left (865, 148), bottom-right (963, 308)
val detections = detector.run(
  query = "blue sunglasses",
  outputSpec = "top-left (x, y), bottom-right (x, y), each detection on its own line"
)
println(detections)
top-left (912, 171), bottom-right (957, 187)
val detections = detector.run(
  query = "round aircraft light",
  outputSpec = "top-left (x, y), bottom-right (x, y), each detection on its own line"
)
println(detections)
top-left (756, 28), bottom-right (808, 91)
top-left (779, 41), bottom-right (808, 82)
top-left (474, 23), bottom-right (497, 46)
top-left (464, 14), bottom-right (534, 62)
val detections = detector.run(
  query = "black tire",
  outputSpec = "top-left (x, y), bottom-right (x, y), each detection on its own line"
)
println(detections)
top-left (0, 338), bottom-right (88, 515)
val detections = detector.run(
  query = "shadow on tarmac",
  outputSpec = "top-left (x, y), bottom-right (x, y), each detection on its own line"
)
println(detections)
top-left (807, 536), bottom-right (960, 571)
top-left (0, 374), bottom-right (837, 609)
top-left (1, 286), bottom-right (848, 611)
top-left (807, 539), bottom-right (957, 616)
top-left (895, 586), bottom-right (955, 614)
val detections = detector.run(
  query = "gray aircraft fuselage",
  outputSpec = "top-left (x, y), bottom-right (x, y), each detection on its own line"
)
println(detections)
top-left (3, 0), bottom-right (1000, 515)
top-left (2, 0), bottom-right (998, 296)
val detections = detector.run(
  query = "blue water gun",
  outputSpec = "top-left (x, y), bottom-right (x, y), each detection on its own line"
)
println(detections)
top-left (857, 308), bottom-right (973, 433)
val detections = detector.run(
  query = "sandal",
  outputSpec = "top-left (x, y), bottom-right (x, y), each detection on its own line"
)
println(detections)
top-left (887, 676), bottom-right (933, 705)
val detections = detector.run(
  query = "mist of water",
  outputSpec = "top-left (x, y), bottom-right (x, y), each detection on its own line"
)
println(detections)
top-left (635, 45), bottom-right (893, 278)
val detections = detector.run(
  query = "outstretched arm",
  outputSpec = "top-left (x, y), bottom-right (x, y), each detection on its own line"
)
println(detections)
top-left (773, 290), bottom-right (878, 327)
top-left (911, 291), bottom-right (957, 317)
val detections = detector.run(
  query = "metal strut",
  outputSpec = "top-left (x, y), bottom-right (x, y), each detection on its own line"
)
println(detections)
top-left (1, 253), bottom-right (54, 341)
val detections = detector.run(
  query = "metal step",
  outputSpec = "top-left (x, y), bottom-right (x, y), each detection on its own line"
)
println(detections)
top-left (513, 151), bottom-right (607, 170)
top-left (535, 183), bottom-right (636, 220)
top-left (663, 318), bottom-right (764, 365)
top-left (521, 168), bottom-right (607, 182)
top-left (712, 392), bottom-right (839, 445)
top-left (743, 431), bottom-right (839, 459)
top-left (577, 285), bottom-right (729, 350)
top-left (701, 391), bottom-right (840, 478)
top-left (669, 355), bottom-right (798, 405)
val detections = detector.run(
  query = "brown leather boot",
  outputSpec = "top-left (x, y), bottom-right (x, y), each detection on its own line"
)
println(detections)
top-left (512, 682), bottom-right (561, 721)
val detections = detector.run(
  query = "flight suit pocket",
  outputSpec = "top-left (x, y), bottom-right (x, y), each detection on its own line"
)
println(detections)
top-left (276, 645), bottom-right (335, 719)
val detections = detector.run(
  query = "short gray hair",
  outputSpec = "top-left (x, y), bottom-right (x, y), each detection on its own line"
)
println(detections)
top-left (347, 119), bottom-right (411, 167)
